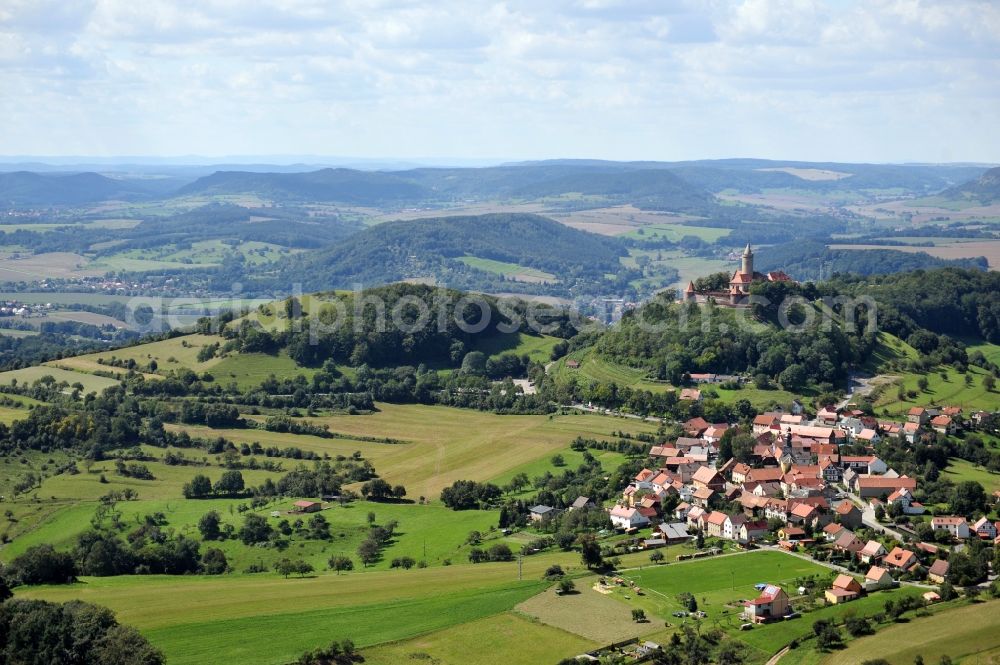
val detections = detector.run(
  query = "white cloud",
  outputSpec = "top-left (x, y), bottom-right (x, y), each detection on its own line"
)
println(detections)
top-left (0, 0), bottom-right (997, 161)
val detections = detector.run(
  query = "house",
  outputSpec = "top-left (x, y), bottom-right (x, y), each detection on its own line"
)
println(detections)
top-left (931, 516), bottom-right (970, 539)
top-left (743, 584), bottom-right (790, 623)
top-left (907, 407), bottom-right (929, 425)
top-left (569, 496), bottom-right (594, 511)
top-left (864, 566), bottom-right (894, 591)
top-left (854, 475), bottom-right (917, 499)
top-left (834, 501), bottom-right (862, 529)
top-left (820, 459), bottom-right (842, 482)
top-left (692, 486), bottom-right (715, 507)
top-left (673, 501), bottom-right (691, 521)
top-left (930, 414), bottom-right (956, 435)
top-left (739, 520), bottom-right (769, 544)
top-left (859, 540), bottom-right (887, 564)
top-left (686, 505), bottom-right (706, 528)
top-left (884, 546), bottom-right (918, 571)
top-left (817, 406), bottom-right (839, 425)
top-left (705, 511), bottom-right (728, 538)
top-left (856, 428), bottom-right (880, 445)
top-left (684, 418), bottom-right (711, 436)
top-left (609, 505), bottom-right (650, 530)
top-left (886, 487), bottom-right (924, 515)
top-left (565, 359), bottom-right (580, 369)
top-left (834, 530), bottom-right (864, 556)
top-left (927, 559), bottom-right (950, 584)
top-left (746, 467), bottom-right (785, 484)
top-left (731, 463), bottom-right (753, 484)
top-left (658, 522), bottom-right (692, 544)
top-left (778, 526), bottom-right (806, 541)
top-left (680, 388), bottom-right (702, 402)
top-left (823, 522), bottom-right (846, 541)
top-left (723, 513), bottom-right (747, 540)
top-left (825, 574), bottom-right (863, 604)
top-left (788, 502), bottom-right (817, 526)
top-left (692, 466), bottom-right (726, 492)
top-left (753, 414), bottom-right (779, 435)
top-left (903, 422), bottom-right (921, 444)
top-left (974, 516), bottom-right (998, 540)
top-left (293, 500), bottom-right (323, 513)
top-left (530, 505), bottom-right (558, 522)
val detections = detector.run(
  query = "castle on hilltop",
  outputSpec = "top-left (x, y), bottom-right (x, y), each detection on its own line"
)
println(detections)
top-left (682, 244), bottom-right (793, 307)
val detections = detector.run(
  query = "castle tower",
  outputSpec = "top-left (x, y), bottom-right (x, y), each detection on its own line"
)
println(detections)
top-left (684, 281), bottom-right (696, 303)
top-left (741, 243), bottom-right (754, 276)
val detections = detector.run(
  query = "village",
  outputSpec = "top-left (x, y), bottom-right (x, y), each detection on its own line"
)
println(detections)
top-left (527, 398), bottom-right (1000, 632)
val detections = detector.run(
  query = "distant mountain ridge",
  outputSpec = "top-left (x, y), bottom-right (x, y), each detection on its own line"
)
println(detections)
top-left (0, 171), bottom-right (161, 206)
top-left (175, 168), bottom-right (428, 204)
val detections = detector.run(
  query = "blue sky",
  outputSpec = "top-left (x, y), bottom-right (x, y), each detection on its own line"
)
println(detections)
top-left (1, 0), bottom-right (998, 163)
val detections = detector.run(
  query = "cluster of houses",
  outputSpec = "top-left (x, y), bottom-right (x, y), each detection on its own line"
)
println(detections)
top-left (0, 300), bottom-right (52, 317)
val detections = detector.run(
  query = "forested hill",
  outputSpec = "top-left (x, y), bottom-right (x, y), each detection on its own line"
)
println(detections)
top-left (944, 166), bottom-right (1000, 204)
top-left (754, 240), bottom-right (989, 281)
top-left (0, 171), bottom-right (161, 206)
top-left (176, 168), bottom-right (429, 204)
top-left (277, 213), bottom-right (630, 293)
top-left (831, 268), bottom-right (1000, 343)
top-left (508, 169), bottom-right (714, 212)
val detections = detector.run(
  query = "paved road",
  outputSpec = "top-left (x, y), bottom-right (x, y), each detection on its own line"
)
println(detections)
top-left (842, 489), bottom-right (907, 541)
top-left (566, 402), bottom-right (665, 423)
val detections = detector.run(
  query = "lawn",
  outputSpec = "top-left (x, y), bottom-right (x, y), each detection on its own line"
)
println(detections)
top-left (470, 331), bottom-right (562, 365)
top-left (821, 598), bottom-right (1000, 665)
top-left (943, 457), bottom-right (1000, 493)
top-left (364, 612), bottom-right (596, 665)
top-left (0, 364), bottom-right (119, 393)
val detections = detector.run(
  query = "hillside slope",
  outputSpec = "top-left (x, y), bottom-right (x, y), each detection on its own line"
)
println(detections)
top-left (943, 165), bottom-right (1000, 203)
top-left (0, 171), bottom-right (157, 207)
top-left (176, 168), bottom-right (429, 204)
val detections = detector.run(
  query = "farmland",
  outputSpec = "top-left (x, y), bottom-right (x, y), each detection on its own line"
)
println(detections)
top-left (456, 256), bottom-right (557, 283)
top-left (872, 363), bottom-right (998, 414)
top-left (943, 457), bottom-right (1000, 493)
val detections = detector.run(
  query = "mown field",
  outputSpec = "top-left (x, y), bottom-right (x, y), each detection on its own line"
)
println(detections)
top-left (821, 598), bottom-right (1000, 665)
top-left (943, 457), bottom-right (1000, 493)
top-left (874, 364), bottom-right (998, 414)
top-left (456, 256), bottom-right (557, 283)
top-left (622, 223), bottom-right (730, 243)
top-left (0, 364), bottom-right (120, 393)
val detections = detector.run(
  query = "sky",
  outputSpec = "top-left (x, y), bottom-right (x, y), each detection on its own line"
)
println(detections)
top-left (1, 0), bottom-right (999, 164)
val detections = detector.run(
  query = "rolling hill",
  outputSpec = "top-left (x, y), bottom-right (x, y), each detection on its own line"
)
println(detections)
top-left (943, 165), bottom-right (1000, 203)
top-left (176, 168), bottom-right (429, 204)
top-left (278, 212), bottom-right (630, 294)
top-left (0, 171), bottom-right (161, 207)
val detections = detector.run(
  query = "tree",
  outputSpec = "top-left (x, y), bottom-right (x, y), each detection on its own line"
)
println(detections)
top-left (544, 564), bottom-right (565, 579)
top-left (93, 624), bottom-right (167, 665)
top-left (7, 544), bottom-right (77, 585)
top-left (917, 376), bottom-right (930, 392)
top-left (579, 534), bottom-right (603, 569)
top-left (649, 551), bottom-right (664, 563)
top-left (357, 539), bottom-right (380, 567)
top-left (329, 556), bottom-right (354, 574)
top-left (687, 595), bottom-right (697, 612)
top-left (360, 478), bottom-right (392, 501)
top-left (198, 510), bottom-right (222, 541)
top-left (238, 514), bottom-right (273, 545)
top-left (557, 579), bottom-right (576, 595)
top-left (214, 470), bottom-right (245, 497)
top-left (295, 639), bottom-right (363, 665)
top-left (551, 454), bottom-right (566, 467)
top-left (201, 548), bottom-right (228, 575)
top-left (815, 625), bottom-right (842, 651)
top-left (631, 608), bottom-right (647, 622)
top-left (183, 474), bottom-right (212, 498)
top-left (985, 374), bottom-right (996, 392)
top-left (951, 481), bottom-right (989, 515)
top-left (845, 616), bottom-right (871, 637)
top-left (874, 503), bottom-right (886, 522)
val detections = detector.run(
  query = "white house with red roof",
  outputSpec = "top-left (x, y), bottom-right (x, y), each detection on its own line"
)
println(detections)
top-left (609, 505), bottom-right (650, 530)
top-left (931, 516), bottom-right (970, 539)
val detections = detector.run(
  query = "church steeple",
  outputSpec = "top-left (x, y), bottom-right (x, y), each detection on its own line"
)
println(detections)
top-left (741, 243), bottom-right (753, 276)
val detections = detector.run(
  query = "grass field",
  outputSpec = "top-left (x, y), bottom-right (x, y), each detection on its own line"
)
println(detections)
top-left (516, 578), bottom-right (663, 644)
top-left (0, 364), bottom-right (119, 393)
top-left (469, 331), bottom-right (561, 365)
top-left (862, 332), bottom-right (919, 373)
top-left (552, 350), bottom-right (675, 393)
top-left (873, 364), bottom-right (998, 414)
top-left (456, 256), bottom-right (557, 283)
top-left (943, 457), bottom-right (1000, 493)
top-left (623, 223), bottom-right (730, 243)
top-left (211, 351), bottom-right (319, 390)
top-left (47, 333), bottom-right (227, 377)
top-left (169, 403), bottom-right (659, 500)
top-left (822, 599), bottom-right (1000, 665)
top-left (17, 561), bottom-right (561, 665)
top-left (364, 611), bottom-right (596, 665)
